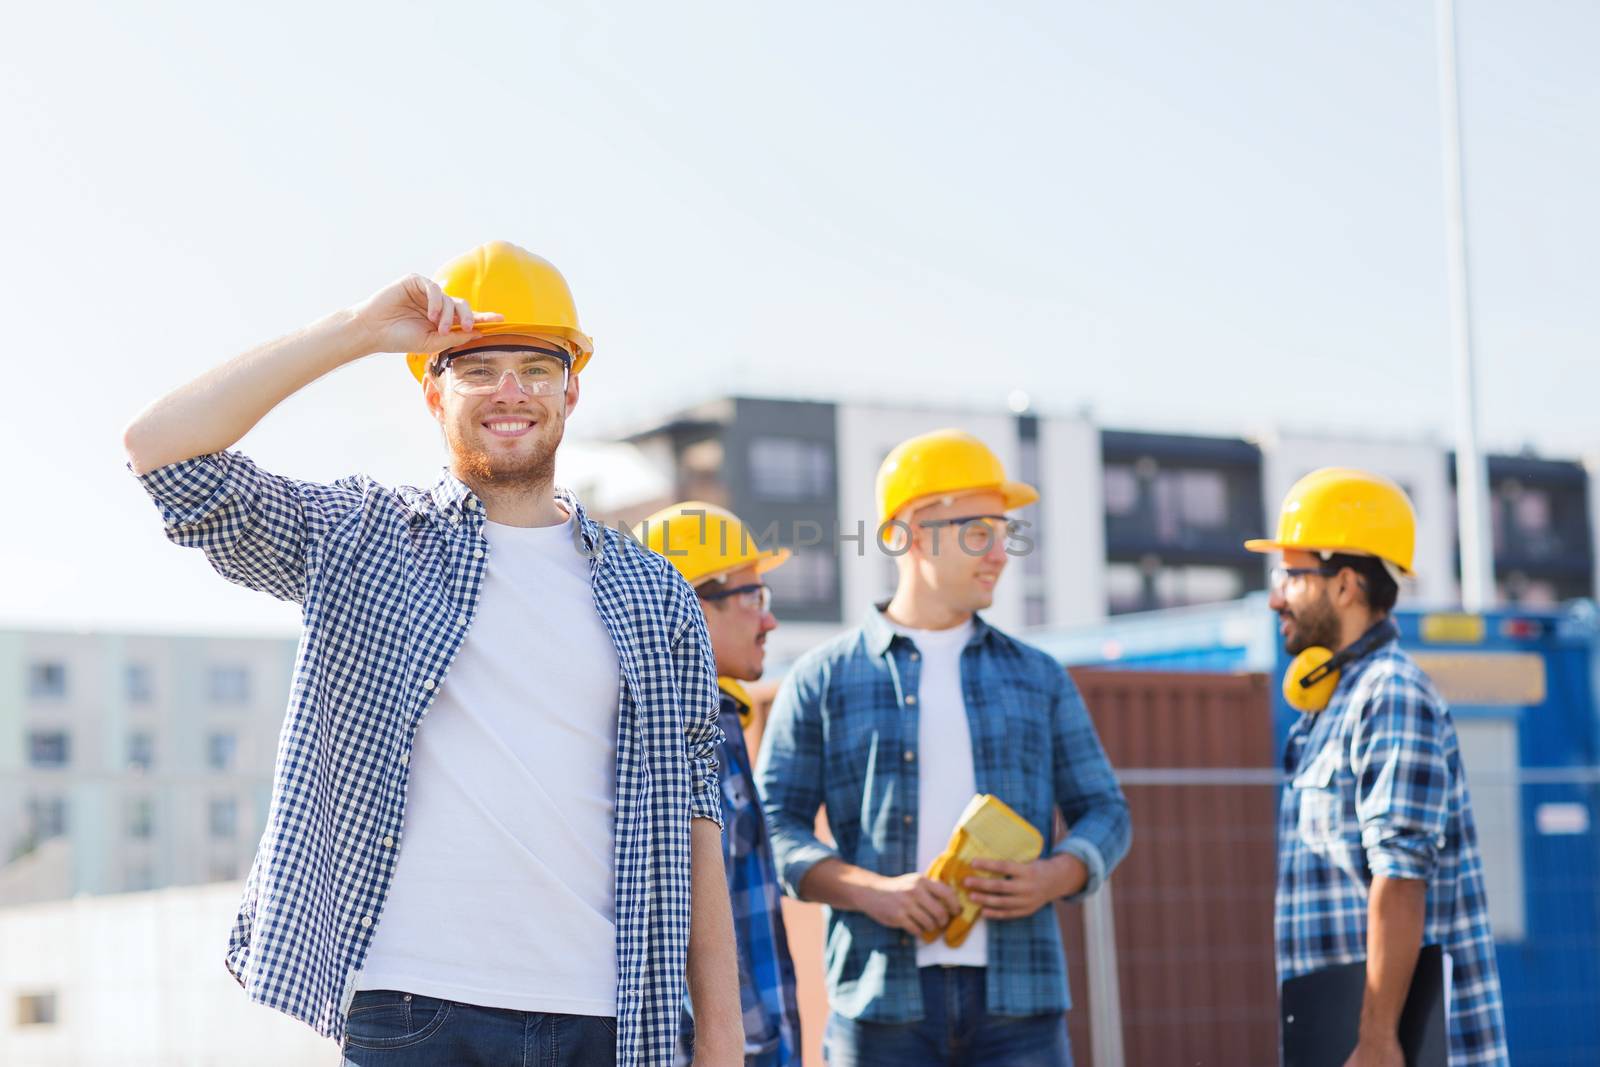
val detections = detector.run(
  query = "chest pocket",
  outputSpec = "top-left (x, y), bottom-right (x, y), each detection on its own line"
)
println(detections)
top-left (1291, 746), bottom-right (1345, 848)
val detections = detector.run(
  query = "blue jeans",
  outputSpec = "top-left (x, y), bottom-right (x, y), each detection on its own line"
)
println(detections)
top-left (823, 967), bottom-right (1073, 1067)
top-left (340, 989), bottom-right (616, 1066)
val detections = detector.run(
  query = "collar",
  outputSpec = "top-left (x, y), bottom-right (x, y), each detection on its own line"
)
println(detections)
top-left (718, 677), bottom-right (754, 730)
top-left (423, 472), bottom-right (603, 558)
top-left (1340, 616), bottom-right (1401, 668)
top-left (862, 600), bottom-right (992, 657)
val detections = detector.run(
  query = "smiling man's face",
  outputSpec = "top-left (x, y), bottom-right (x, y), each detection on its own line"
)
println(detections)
top-left (422, 335), bottom-right (580, 491)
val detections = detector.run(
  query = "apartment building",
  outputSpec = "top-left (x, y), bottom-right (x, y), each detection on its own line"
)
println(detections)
top-left (0, 628), bottom-right (296, 905)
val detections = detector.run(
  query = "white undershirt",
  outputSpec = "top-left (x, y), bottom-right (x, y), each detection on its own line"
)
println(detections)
top-left (891, 616), bottom-right (988, 968)
top-left (358, 514), bottom-right (621, 1015)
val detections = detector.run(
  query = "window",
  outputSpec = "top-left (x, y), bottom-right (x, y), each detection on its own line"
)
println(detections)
top-left (125, 663), bottom-right (154, 704)
top-left (27, 731), bottom-right (71, 769)
top-left (26, 796), bottom-right (68, 841)
top-left (749, 437), bottom-right (832, 500)
top-left (28, 661), bottom-right (67, 700)
top-left (207, 665), bottom-right (251, 705)
top-left (127, 798), bottom-right (155, 840)
top-left (1151, 469), bottom-right (1227, 539)
top-left (1103, 464), bottom-right (1139, 517)
top-left (15, 992), bottom-right (57, 1027)
top-left (209, 798), bottom-right (238, 839)
top-left (763, 550), bottom-right (838, 607)
top-left (206, 732), bottom-right (238, 772)
top-left (1105, 562), bottom-right (1147, 615)
top-left (127, 731), bottom-right (156, 772)
top-left (1153, 565), bottom-right (1245, 610)
top-left (1175, 470), bottom-right (1227, 528)
top-left (1509, 487), bottom-right (1549, 533)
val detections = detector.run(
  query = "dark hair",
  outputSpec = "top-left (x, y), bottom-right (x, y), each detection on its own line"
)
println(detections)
top-left (695, 577), bottom-right (729, 600)
top-left (1325, 553), bottom-right (1399, 613)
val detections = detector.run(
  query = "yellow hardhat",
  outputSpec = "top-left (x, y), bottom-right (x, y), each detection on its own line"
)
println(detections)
top-left (643, 501), bottom-right (791, 587)
top-left (876, 429), bottom-right (1038, 539)
top-left (1245, 467), bottom-right (1418, 577)
top-left (406, 241), bottom-right (594, 381)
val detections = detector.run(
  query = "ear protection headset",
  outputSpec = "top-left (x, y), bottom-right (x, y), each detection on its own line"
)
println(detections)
top-left (1282, 618), bottom-right (1399, 713)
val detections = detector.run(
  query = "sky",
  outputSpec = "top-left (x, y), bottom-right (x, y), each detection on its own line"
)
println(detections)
top-left (1, 0), bottom-right (1596, 633)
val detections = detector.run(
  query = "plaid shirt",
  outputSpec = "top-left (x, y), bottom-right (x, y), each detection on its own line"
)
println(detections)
top-left (1277, 620), bottom-right (1509, 1065)
top-left (135, 452), bottom-right (724, 1067)
top-left (755, 605), bottom-right (1130, 1023)
top-left (679, 684), bottom-right (801, 1067)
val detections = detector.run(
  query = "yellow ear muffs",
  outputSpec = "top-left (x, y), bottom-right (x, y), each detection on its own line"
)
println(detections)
top-left (1284, 646), bottom-right (1341, 713)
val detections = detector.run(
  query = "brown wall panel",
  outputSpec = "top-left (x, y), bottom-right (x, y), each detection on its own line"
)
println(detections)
top-left (750, 669), bottom-right (1281, 1067)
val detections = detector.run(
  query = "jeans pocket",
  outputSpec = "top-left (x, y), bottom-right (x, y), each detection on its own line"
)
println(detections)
top-left (343, 990), bottom-right (453, 1050)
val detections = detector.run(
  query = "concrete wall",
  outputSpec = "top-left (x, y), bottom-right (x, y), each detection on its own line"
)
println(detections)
top-left (0, 882), bottom-right (333, 1066)
top-left (1037, 415), bottom-right (1107, 627)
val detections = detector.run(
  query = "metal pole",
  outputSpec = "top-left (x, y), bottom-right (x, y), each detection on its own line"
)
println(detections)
top-left (1436, 0), bottom-right (1496, 611)
top-left (1084, 880), bottom-right (1126, 1067)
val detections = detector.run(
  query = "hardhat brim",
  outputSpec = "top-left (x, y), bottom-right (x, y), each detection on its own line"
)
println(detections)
top-left (1000, 480), bottom-right (1040, 511)
top-left (406, 322), bottom-right (595, 381)
top-left (695, 547), bottom-right (792, 588)
top-left (881, 480), bottom-right (1040, 543)
top-left (1243, 538), bottom-right (1416, 578)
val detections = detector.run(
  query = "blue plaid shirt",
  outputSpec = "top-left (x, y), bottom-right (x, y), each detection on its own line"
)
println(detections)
top-left (135, 452), bottom-right (724, 1067)
top-left (755, 605), bottom-right (1131, 1023)
top-left (1277, 620), bottom-right (1508, 1066)
top-left (679, 684), bottom-right (801, 1067)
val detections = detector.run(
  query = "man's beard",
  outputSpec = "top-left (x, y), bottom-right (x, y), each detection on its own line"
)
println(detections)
top-left (445, 413), bottom-right (562, 493)
top-left (1281, 592), bottom-right (1340, 654)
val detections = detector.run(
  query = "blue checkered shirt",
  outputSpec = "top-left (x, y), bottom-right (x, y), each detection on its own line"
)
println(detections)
top-left (135, 452), bottom-right (724, 1067)
top-left (755, 605), bottom-right (1131, 1023)
top-left (1277, 621), bottom-right (1508, 1065)
top-left (679, 687), bottom-right (801, 1067)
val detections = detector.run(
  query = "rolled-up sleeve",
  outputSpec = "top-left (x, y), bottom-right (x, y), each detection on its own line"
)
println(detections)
top-left (1050, 665), bottom-right (1131, 899)
top-left (672, 580), bottom-right (725, 828)
top-left (133, 452), bottom-right (360, 604)
top-left (755, 661), bottom-right (840, 898)
top-left (1353, 671), bottom-right (1449, 881)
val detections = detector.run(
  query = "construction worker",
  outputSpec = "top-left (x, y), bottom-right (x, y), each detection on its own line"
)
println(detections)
top-left (644, 502), bottom-right (803, 1067)
top-left (123, 241), bottom-right (741, 1067)
top-left (1247, 468), bottom-right (1508, 1066)
top-left (756, 429), bottom-right (1130, 1067)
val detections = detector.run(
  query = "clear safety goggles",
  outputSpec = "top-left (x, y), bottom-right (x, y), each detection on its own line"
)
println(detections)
top-left (698, 583), bottom-right (773, 615)
top-left (436, 345), bottom-right (571, 398)
top-left (917, 514), bottom-right (1023, 553)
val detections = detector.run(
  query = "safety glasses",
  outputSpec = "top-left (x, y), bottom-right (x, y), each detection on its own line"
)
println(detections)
top-left (434, 345), bottom-right (572, 397)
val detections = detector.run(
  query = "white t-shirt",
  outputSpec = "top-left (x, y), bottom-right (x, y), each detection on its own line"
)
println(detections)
top-left (891, 617), bottom-right (988, 968)
top-left (358, 514), bottom-right (622, 1015)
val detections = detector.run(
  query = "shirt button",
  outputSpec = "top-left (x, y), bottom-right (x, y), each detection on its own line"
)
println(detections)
top-left (422, 679), bottom-right (435, 691)
top-left (910, 652), bottom-right (921, 662)
top-left (905, 694), bottom-right (918, 706)
top-left (360, 916), bottom-right (372, 928)
top-left (399, 752), bottom-right (410, 766)
top-left (903, 814), bottom-right (913, 826)
top-left (473, 549), bottom-right (485, 559)
top-left (457, 615), bottom-right (468, 626)
top-left (465, 498), bottom-right (476, 509)
top-left (903, 750), bottom-right (915, 763)
top-left (382, 835), bottom-right (395, 848)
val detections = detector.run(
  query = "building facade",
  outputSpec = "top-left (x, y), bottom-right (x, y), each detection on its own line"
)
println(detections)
top-left (0, 629), bottom-right (295, 905)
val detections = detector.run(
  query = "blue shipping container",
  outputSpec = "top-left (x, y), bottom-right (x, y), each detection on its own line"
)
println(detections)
top-left (1029, 595), bottom-right (1600, 1066)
